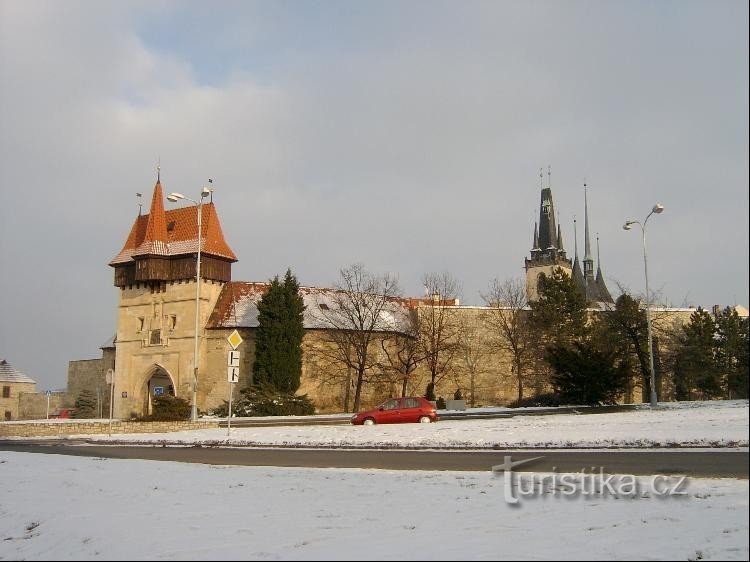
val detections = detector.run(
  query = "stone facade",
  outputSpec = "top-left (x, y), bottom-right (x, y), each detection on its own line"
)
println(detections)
top-left (0, 419), bottom-right (218, 438)
top-left (1, 381), bottom-right (36, 421)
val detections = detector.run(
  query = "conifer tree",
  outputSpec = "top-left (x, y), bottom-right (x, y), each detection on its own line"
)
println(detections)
top-left (73, 389), bottom-right (98, 419)
top-left (674, 308), bottom-right (721, 400)
top-left (253, 269), bottom-right (306, 393)
top-left (715, 307), bottom-right (749, 399)
top-left (529, 266), bottom-right (588, 347)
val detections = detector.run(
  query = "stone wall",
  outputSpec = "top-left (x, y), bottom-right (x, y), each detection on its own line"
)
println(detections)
top-left (18, 391), bottom-right (68, 420)
top-left (67, 348), bottom-right (115, 411)
top-left (0, 419), bottom-right (219, 438)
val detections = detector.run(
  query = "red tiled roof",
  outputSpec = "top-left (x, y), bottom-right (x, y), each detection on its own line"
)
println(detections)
top-left (109, 181), bottom-right (237, 265)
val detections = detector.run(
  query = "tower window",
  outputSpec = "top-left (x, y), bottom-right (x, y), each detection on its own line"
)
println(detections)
top-left (2, 386), bottom-right (10, 398)
top-left (149, 329), bottom-right (162, 345)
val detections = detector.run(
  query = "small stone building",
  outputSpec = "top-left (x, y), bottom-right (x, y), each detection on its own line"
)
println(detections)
top-left (0, 359), bottom-right (37, 421)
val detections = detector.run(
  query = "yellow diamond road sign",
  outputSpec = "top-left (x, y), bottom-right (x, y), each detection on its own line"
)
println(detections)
top-left (227, 329), bottom-right (243, 350)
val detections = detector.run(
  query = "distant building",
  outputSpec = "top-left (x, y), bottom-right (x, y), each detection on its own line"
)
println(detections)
top-left (0, 359), bottom-right (36, 421)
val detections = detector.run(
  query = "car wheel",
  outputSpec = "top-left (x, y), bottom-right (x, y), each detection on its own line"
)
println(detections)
top-left (418, 416), bottom-right (432, 423)
top-left (363, 418), bottom-right (376, 426)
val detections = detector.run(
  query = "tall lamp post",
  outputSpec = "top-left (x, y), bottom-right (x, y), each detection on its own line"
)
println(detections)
top-left (167, 186), bottom-right (211, 421)
top-left (623, 203), bottom-right (664, 407)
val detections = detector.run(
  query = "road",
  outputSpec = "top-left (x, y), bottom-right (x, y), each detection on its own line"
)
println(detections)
top-left (1, 442), bottom-right (746, 478)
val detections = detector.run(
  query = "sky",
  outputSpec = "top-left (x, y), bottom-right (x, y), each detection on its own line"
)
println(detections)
top-left (1, 0), bottom-right (748, 391)
top-left (1, 400), bottom-right (748, 560)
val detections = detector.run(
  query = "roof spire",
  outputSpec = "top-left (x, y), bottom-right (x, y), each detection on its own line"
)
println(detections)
top-left (547, 165), bottom-right (551, 189)
top-left (532, 221), bottom-right (540, 250)
top-left (573, 216), bottom-right (578, 259)
top-left (539, 167), bottom-right (543, 190)
top-left (596, 234), bottom-right (602, 274)
top-left (157, 157), bottom-right (161, 183)
top-left (584, 181), bottom-right (593, 261)
top-left (136, 192), bottom-right (143, 215)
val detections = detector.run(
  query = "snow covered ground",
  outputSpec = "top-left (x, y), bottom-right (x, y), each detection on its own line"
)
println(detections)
top-left (34, 399), bottom-right (750, 449)
top-left (1, 400), bottom-right (747, 560)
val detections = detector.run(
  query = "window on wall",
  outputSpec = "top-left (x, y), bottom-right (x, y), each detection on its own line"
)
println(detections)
top-left (169, 315), bottom-right (177, 330)
top-left (2, 386), bottom-right (10, 398)
top-left (4, 411), bottom-right (10, 421)
top-left (149, 329), bottom-right (162, 345)
top-left (137, 317), bottom-right (145, 332)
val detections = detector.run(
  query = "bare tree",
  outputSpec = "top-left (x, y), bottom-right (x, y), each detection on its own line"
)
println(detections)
top-left (455, 314), bottom-right (491, 407)
top-left (377, 310), bottom-right (423, 398)
top-left (481, 277), bottom-right (537, 403)
top-left (416, 272), bottom-right (463, 392)
top-left (313, 263), bottom-right (402, 412)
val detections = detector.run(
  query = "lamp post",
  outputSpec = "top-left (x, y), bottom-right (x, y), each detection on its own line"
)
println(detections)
top-left (623, 203), bottom-right (664, 407)
top-left (167, 186), bottom-right (211, 421)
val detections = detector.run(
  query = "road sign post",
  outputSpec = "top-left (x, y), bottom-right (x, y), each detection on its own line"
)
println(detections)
top-left (227, 361), bottom-right (240, 435)
top-left (106, 368), bottom-right (115, 437)
top-left (226, 336), bottom-right (242, 436)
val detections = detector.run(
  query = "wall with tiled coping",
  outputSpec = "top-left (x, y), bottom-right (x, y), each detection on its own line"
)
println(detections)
top-left (0, 419), bottom-right (219, 438)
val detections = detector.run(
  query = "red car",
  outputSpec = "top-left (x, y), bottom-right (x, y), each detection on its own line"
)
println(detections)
top-left (351, 397), bottom-right (439, 425)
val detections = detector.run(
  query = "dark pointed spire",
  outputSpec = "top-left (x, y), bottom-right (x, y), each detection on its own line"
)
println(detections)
top-left (595, 235), bottom-right (613, 303)
top-left (583, 181), bottom-right (594, 280)
top-left (557, 212), bottom-right (564, 252)
top-left (533, 221), bottom-right (540, 250)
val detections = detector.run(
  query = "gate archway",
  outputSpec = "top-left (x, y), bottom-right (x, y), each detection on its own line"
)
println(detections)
top-left (144, 366), bottom-right (175, 415)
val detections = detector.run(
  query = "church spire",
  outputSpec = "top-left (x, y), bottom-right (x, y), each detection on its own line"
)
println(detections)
top-left (583, 181), bottom-right (594, 280)
top-left (533, 221), bottom-right (540, 250)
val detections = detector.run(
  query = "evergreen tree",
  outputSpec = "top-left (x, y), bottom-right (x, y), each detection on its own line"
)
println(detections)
top-left (253, 269), bottom-right (306, 393)
top-left (715, 307), bottom-right (749, 399)
top-left (529, 267), bottom-right (588, 347)
top-left (547, 341), bottom-right (630, 405)
top-left (591, 293), bottom-right (654, 402)
top-left (674, 308), bottom-right (721, 400)
top-left (73, 389), bottom-right (98, 419)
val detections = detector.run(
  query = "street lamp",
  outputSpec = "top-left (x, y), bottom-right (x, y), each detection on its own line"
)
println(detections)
top-left (623, 203), bottom-right (664, 407)
top-left (167, 185), bottom-right (211, 421)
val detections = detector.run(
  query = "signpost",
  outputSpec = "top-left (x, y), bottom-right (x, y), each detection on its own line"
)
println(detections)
top-left (106, 368), bottom-right (115, 437)
top-left (226, 330), bottom-right (243, 436)
top-left (45, 390), bottom-right (51, 420)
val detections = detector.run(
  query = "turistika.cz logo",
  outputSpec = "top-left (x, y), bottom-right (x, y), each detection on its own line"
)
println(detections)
top-left (491, 456), bottom-right (689, 505)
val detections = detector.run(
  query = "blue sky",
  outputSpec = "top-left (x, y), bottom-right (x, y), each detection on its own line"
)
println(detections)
top-left (1, 0), bottom-right (748, 390)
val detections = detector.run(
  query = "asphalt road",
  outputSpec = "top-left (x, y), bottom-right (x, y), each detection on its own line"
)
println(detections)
top-left (1, 442), bottom-right (746, 478)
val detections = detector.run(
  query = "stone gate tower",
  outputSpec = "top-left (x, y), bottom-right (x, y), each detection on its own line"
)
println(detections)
top-left (108, 174), bottom-right (237, 418)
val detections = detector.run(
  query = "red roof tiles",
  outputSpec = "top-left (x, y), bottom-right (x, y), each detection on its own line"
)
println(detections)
top-left (110, 181), bottom-right (237, 265)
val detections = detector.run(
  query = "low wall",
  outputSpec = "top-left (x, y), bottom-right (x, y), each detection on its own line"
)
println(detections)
top-left (0, 419), bottom-right (220, 438)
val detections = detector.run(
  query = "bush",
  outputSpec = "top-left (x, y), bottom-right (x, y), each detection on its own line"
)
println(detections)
top-left (210, 384), bottom-right (316, 417)
top-left (507, 393), bottom-right (564, 408)
top-left (149, 394), bottom-right (192, 421)
top-left (436, 396), bottom-right (447, 409)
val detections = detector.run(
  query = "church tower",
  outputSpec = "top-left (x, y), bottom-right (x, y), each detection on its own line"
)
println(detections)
top-left (524, 167), bottom-right (572, 301)
top-left (108, 173), bottom-right (237, 418)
